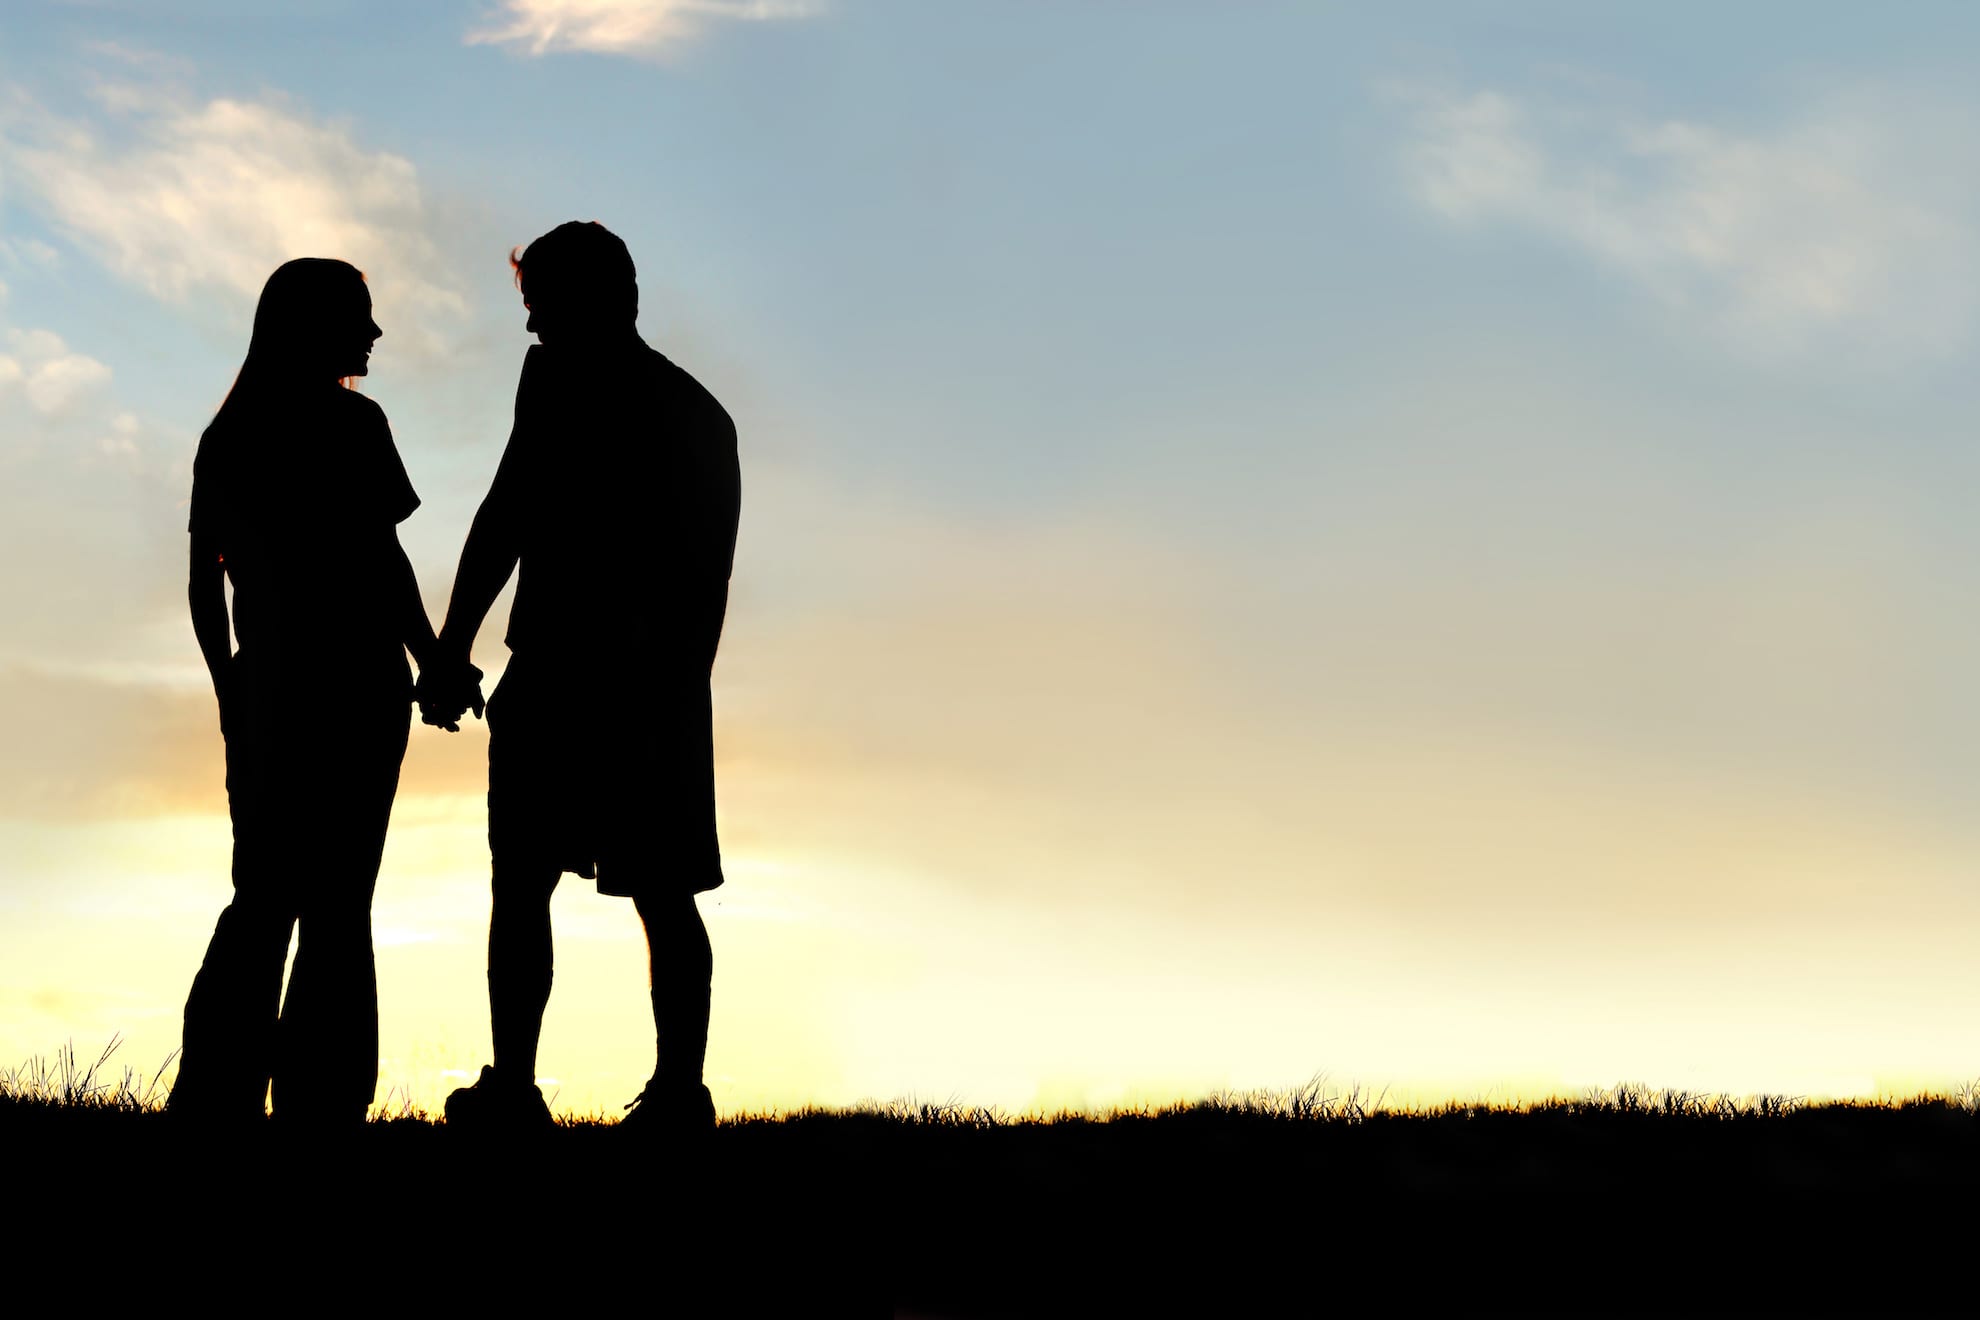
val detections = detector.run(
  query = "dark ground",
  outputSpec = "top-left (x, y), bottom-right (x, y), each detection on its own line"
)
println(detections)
top-left (3, 1091), bottom-right (1975, 1314)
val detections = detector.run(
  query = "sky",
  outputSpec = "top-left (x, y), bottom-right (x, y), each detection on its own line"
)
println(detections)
top-left (5, 0), bottom-right (1980, 1117)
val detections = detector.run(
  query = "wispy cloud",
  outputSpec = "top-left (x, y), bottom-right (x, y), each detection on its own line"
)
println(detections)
top-left (1, 77), bottom-right (468, 355)
top-left (0, 324), bottom-right (155, 472)
top-left (0, 665), bottom-right (217, 820)
top-left (0, 328), bottom-right (111, 421)
top-left (1395, 84), bottom-right (1980, 357)
top-left (467, 0), bottom-right (816, 59)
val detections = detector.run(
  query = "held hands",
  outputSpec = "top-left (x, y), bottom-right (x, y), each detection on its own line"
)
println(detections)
top-left (417, 655), bottom-right (486, 733)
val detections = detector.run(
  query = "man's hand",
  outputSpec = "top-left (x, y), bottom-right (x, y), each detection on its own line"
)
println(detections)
top-left (416, 657), bottom-right (485, 733)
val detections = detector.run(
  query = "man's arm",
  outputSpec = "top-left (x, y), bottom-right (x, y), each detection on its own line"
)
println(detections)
top-left (188, 535), bottom-right (232, 717)
top-left (426, 349), bottom-right (543, 719)
top-left (411, 500), bottom-right (513, 730)
top-left (393, 530), bottom-right (481, 733)
top-left (438, 347), bottom-right (542, 666)
top-left (701, 411), bottom-right (742, 672)
top-left (436, 491), bottom-right (522, 667)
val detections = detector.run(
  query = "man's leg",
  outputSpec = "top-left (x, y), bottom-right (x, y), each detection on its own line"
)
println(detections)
top-left (444, 860), bottom-right (557, 1129)
top-left (631, 892), bottom-right (712, 1092)
top-left (489, 862), bottom-right (559, 1083)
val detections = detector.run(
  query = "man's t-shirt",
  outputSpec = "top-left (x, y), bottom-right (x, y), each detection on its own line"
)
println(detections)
top-left (478, 338), bottom-right (740, 882)
top-left (483, 340), bottom-right (741, 671)
top-left (188, 386), bottom-right (420, 671)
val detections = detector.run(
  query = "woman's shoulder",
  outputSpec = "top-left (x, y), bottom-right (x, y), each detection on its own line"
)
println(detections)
top-left (333, 386), bottom-right (389, 425)
top-left (192, 417), bottom-right (229, 466)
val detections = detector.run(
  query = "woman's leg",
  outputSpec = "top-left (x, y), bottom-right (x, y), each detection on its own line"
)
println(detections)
top-left (173, 893), bottom-right (295, 1117)
top-left (172, 690), bottom-right (294, 1119)
top-left (275, 894), bottom-right (379, 1121)
top-left (271, 700), bottom-right (407, 1122)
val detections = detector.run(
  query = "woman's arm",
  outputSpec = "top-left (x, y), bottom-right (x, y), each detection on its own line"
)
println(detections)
top-left (392, 529), bottom-right (440, 671)
top-left (397, 530), bottom-right (487, 731)
top-left (188, 535), bottom-right (232, 722)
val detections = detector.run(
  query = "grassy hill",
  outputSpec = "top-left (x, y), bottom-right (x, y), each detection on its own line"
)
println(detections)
top-left (6, 1043), bottom-right (1974, 1314)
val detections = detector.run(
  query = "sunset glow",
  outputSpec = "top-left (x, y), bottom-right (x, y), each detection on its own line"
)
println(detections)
top-left (6, 2), bottom-right (1980, 1118)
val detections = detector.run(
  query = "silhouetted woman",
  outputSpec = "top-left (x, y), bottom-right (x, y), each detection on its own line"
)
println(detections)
top-left (169, 258), bottom-right (439, 1125)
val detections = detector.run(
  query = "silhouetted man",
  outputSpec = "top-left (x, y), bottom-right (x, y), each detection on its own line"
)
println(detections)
top-left (423, 221), bottom-right (740, 1132)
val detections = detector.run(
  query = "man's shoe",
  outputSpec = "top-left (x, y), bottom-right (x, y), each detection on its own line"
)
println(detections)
top-left (619, 1077), bottom-right (715, 1137)
top-left (444, 1064), bottom-right (553, 1132)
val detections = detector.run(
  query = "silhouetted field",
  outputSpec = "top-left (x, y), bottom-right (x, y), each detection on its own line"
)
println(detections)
top-left (5, 1043), bottom-right (1973, 1314)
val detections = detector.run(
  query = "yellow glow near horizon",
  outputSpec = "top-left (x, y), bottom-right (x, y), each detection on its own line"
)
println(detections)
top-left (11, 468), bottom-right (1980, 1117)
top-left (11, 0), bottom-right (1980, 1137)
top-left (11, 716), bottom-right (1980, 1121)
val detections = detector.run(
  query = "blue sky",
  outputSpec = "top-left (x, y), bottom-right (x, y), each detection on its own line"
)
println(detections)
top-left (6, 2), bottom-right (1980, 1112)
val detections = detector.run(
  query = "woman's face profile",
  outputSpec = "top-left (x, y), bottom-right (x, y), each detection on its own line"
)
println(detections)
top-left (336, 285), bottom-right (384, 378)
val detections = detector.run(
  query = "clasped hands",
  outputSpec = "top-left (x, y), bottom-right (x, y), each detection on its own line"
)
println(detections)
top-left (417, 653), bottom-right (486, 732)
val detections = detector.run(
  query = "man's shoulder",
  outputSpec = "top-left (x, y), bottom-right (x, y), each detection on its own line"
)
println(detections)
top-left (643, 348), bottom-right (734, 441)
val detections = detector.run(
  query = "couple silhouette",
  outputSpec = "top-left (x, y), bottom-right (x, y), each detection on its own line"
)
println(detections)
top-left (165, 222), bottom-right (741, 1133)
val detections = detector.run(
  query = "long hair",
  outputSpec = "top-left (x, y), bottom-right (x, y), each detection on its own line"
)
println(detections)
top-left (208, 258), bottom-right (369, 438)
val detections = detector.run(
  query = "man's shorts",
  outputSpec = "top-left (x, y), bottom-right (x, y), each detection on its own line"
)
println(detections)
top-left (486, 653), bottom-right (725, 897)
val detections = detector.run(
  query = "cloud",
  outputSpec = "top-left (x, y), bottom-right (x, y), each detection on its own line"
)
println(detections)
top-left (1396, 85), bottom-right (1980, 357)
top-left (0, 328), bottom-right (112, 418)
top-left (0, 322), bottom-right (177, 485)
top-left (0, 324), bottom-right (184, 689)
top-left (2, 81), bottom-right (467, 355)
top-left (467, 0), bottom-right (816, 58)
top-left (0, 666), bottom-right (219, 820)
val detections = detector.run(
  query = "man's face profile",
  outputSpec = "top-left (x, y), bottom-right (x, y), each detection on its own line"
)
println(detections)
top-left (521, 282), bottom-right (581, 345)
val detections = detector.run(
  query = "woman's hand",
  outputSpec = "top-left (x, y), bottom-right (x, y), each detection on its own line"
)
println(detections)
top-left (213, 660), bottom-right (236, 738)
top-left (416, 657), bottom-right (485, 732)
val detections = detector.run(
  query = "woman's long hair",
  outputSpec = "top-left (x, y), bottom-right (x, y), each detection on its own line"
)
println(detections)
top-left (207, 258), bottom-right (369, 439)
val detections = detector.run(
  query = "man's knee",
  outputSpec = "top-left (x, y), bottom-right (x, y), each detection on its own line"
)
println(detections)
top-left (633, 892), bottom-right (702, 933)
top-left (636, 894), bottom-right (711, 977)
top-left (492, 860), bottom-right (560, 908)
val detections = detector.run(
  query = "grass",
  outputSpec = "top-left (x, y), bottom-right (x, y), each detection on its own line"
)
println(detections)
top-left (10, 1037), bottom-right (1971, 1126)
top-left (0, 1036), bottom-right (177, 1112)
top-left (8, 1042), bottom-right (1978, 1312)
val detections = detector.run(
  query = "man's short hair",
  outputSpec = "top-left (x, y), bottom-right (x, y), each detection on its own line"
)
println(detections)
top-left (511, 221), bottom-right (639, 323)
